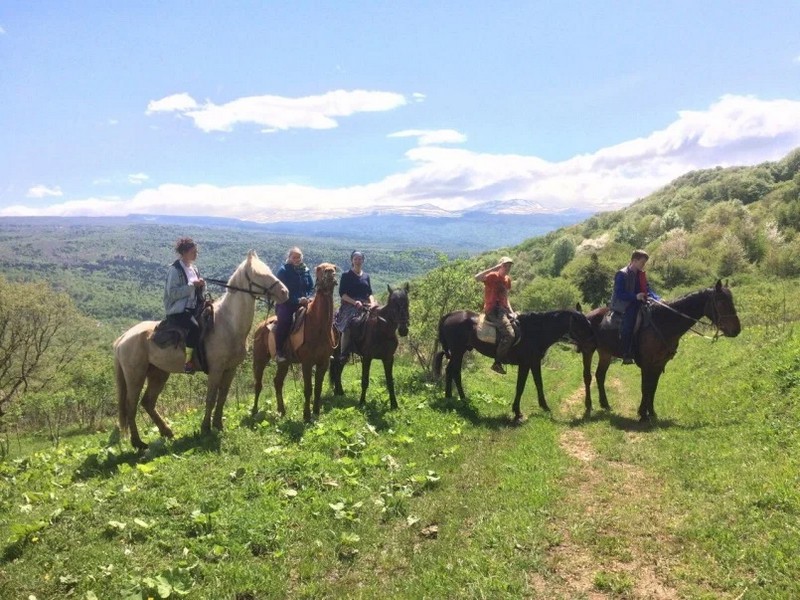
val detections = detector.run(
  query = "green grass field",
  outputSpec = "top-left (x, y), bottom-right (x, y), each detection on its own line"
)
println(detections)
top-left (2, 322), bottom-right (799, 599)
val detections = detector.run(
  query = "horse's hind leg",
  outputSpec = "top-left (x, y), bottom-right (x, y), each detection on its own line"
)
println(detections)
top-left (446, 352), bottom-right (466, 401)
top-left (512, 364), bottom-right (531, 421)
top-left (530, 359), bottom-right (550, 413)
top-left (639, 369), bottom-right (661, 423)
top-left (273, 362), bottom-right (290, 417)
top-left (124, 368), bottom-right (148, 450)
top-left (141, 367), bottom-right (173, 439)
top-left (252, 353), bottom-right (268, 416)
top-left (581, 350), bottom-right (595, 416)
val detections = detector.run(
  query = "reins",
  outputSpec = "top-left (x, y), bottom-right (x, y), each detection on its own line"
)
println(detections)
top-left (205, 276), bottom-right (283, 304)
top-left (649, 296), bottom-right (721, 341)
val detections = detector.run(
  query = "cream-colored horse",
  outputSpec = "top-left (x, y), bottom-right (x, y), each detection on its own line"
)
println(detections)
top-left (114, 250), bottom-right (289, 450)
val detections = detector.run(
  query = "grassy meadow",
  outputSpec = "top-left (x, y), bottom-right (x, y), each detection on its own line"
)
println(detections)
top-left (2, 297), bottom-right (800, 598)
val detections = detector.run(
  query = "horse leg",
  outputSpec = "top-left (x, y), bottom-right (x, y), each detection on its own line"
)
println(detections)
top-left (274, 362), bottom-right (290, 417)
top-left (360, 358), bottom-right (373, 405)
top-left (448, 352), bottom-right (467, 401)
top-left (124, 368), bottom-right (148, 450)
top-left (582, 350), bottom-right (595, 416)
top-left (212, 369), bottom-right (236, 430)
top-left (330, 357), bottom-right (344, 396)
top-left (313, 360), bottom-right (328, 416)
top-left (595, 352), bottom-right (613, 411)
top-left (530, 359), bottom-right (550, 413)
top-left (252, 354), bottom-right (267, 416)
top-left (512, 363), bottom-right (530, 421)
top-left (382, 357), bottom-right (397, 410)
top-left (140, 367), bottom-right (173, 439)
top-left (639, 368), bottom-right (661, 423)
top-left (201, 372), bottom-right (222, 434)
top-left (301, 362), bottom-right (314, 422)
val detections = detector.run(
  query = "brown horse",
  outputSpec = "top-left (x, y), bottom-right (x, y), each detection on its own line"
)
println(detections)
top-left (113, 251), bottom-right (289, 450)
top-left (433, 309), bottom-right (595, 421)
top-left (581, 280), bottom-right (741, 422)
top-left (329, 284), bottom-right (409, 409)
top-left (251, 263), bottom-right (338, 422)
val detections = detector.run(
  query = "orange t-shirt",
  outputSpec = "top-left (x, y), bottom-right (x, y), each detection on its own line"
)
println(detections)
top-left (483, 272), bottom-right (511, 313)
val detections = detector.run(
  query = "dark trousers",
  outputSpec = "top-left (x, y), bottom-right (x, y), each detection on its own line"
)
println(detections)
top-left (275, 302), bottom-right (298, 354)
top-left (620, 304), bottom-right (640, 358)
top-left (166, 311), bottom-right (199, 348)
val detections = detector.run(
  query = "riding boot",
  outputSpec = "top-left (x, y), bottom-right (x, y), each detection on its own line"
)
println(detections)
top-left (339, 329), bottom-right (350, 363)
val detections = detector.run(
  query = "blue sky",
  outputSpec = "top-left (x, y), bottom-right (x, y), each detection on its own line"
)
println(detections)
top-left (2, 1), bottom-right (799, 221)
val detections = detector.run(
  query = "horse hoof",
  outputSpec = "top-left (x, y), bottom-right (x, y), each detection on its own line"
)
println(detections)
top-left (201, 423), bottom-right (211, 435)
top-left (513, 414), bottom-right (527, 424)
top-left (162, 428), bottom-right (174, 439)
top-left (133, 440), bottom-right (148, 451)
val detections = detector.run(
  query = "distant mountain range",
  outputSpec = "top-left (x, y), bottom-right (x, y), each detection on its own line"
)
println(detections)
top-left (127, 200), bottom-right (594, 252)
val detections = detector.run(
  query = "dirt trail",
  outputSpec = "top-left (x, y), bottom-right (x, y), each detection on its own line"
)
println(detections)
top-left (526, 379), bottom-right (682, 599)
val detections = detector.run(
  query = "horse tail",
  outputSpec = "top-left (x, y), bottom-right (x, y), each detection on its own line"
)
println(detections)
top-left (433, 351), bottom-right (446, 378)
top-left (114, 350), bottom-right (129, 435)
top-left (437, 314), bottom-right (452, 359)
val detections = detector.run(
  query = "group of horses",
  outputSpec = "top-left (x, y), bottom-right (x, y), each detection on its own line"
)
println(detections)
top-left (114, 251), bottom-right (741, 450)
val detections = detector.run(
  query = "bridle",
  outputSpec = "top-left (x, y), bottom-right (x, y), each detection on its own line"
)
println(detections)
top-left (206, 272), bottom-right (284, 301)
top-left (378, 291), bottom-right (409, 330)
top-left (650, 287), bottom-right (734, 340)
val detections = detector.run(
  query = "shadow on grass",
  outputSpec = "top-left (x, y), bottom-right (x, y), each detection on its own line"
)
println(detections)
top-left (558, 409), bottom-right (693, 432)
top-left (428, 395), bottom-right (524, 430)
top-left (72, 430), bottom-right (222, 481)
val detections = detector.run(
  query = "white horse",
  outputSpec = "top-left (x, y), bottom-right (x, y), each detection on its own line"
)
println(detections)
top-left (113, 250), bottom-right (289, 449)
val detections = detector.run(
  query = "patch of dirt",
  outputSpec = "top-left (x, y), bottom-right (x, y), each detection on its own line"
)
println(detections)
top-left (528, 379), bottom-right (682, 599)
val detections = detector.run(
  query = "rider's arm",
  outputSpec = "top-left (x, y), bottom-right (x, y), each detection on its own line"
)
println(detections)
top-left (474, 263), bottom-right (502, 282)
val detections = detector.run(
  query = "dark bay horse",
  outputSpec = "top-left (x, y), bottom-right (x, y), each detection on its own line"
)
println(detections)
top-left (582, 280), bottom-right (741, 422)
top-left (433, 309), bottom-right (595, 421)
top-left (329, 284), bottom-right (410, 409)
top-left (114, 251), bottom-right (289, 450)
top-left (251, 263), bottom-right (338, 422)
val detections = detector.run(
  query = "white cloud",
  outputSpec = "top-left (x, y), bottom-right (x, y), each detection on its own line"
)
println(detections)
top-left (0, 25), bottom-right (6, 35)
top-left (389, 129), bottom-right (467, 145)
top-left (128, 173), bottom-right (149, 185)
top-left (26, 185), bottom-right (63, 198)
top-left (5, 95), bottom-right (800, 220)
top-left (146, 93), bottom-right (199, 115)
top-left (147, 89), bottom-right (407, 132)
top-left (412, 92), bottom-right (426, 102)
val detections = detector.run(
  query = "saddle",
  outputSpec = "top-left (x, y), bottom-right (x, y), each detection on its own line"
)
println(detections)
top-left (266, 305), bottom-right (308, 360)
top-left (602, 304), bottom-right (653, 338)
top-left (149, 301), bottom-right (214, 373)
top-left (476, 313), bottom-right (521, 346)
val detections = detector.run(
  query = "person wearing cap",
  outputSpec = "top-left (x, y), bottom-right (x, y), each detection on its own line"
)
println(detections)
top-left (610, 249), bottom-right (661, 364)
top-left (335, 250), bottom-right (377, 361)
top-left (164, 237), bottom-right (206, 373)
top-left (273, 246), bottom-right (314, 363)
top-left (474, 256), bottom-right (516, 374)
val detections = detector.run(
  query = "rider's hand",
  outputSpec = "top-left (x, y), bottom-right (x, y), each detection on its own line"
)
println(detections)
top-left (193, 278), bottom-right (205, 288)
top-left (354, 300), bottom-right (363, 310)
top-left (636, 292), bottom-right (646, 301)
top-left (299, 297), bottom-right (309, 306)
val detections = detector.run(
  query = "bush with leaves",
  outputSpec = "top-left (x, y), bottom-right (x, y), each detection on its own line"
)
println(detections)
top-left (516, 277), bottom-right (581, 312)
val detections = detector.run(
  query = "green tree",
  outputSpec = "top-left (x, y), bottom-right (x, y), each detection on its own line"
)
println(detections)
top-left (573, 253), bottom-right (612, 309)
top-left (407, 256), bottom-right (481, 372)
top-left (551, 237), bottom-right (575, 277)
top-left (517, 277), bottom-right (581, 312)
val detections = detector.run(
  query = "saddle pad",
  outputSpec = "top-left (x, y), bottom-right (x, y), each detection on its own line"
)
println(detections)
top-left (150, 321), bottom-right (186, 349)
top-left (476, 313), bottom-right (497, 344)
top-left (266, 320), bottom-right (305, 360)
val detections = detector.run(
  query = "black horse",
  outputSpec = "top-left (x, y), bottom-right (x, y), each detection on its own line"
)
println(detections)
top-left (581, 280), bottom-right (741, 422)
top-left (433, 309), bottom-right (595, 421)
top-left (330, 284), bottom-right (410, 409)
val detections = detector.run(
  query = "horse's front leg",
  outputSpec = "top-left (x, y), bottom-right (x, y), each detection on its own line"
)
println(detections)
top-left (212, 369), bottom-right (237, 430)
top-left (273, 362), bottom-right (290, 417)
top-left (252, 353), bottom-right (268, 416)
top-left (360, 357), bottom-right (373, 405)
top-left (301, 362), bottom-right (314, 422)
top-left (595, 352), bottom-right (613, 411)
top-left (382, 357), bottom-right (397, 410)
top-left (582, 350), bottom-right (595, 416)
top-left (512, 363), bottom-right (530, 421)
top-left (313, 359), bottom-right (329, 416)
top-left (530, 359), bottom-right (550, 413)
top-left (639, 368), bottom-right (661, 423)
top-left (140, 367), bottom-right (173, 439)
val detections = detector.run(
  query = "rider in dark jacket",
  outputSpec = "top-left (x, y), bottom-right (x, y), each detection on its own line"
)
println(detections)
top-left (274, 247), bottom-right (314, 362)
top-left (610, 249), bottom-right (660, 364)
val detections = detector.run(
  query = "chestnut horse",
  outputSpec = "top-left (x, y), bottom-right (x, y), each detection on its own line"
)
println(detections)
top-left (433, 309), bottom-right (595, 421)
top-left (581, 280), bottom-right (741, 422)
top-left (251, 263), bottom-right (338, 422)
top-left (329, 284), bottom-right (410, 409)
top-left (113, 251), bottom-right (289, 450)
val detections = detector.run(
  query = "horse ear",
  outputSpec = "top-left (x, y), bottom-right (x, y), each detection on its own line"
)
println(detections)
top-left (576, 302), bottom-right (582, 312)
top-left (715, 279), bottom-right (723, 291)
top-left (247, 249), bottom-right (257, 261)
top-left (387, 284), bottom-right (393, 294)
top-left (724, 278), bottom-right (729, 288)
top-left (404, 282), bottom-right (410, 292)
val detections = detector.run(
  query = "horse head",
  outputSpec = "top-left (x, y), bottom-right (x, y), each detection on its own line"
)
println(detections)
top-left (567, 309), bottom-right (595, 349)
top-left (386, 283), bottom-right (410, 337)
top-left (707, 279), bottom-right (741, 337)
top-left (232, 250), bottom-right (289, 303)
top-left (314, 262), bottom-right (338, 294)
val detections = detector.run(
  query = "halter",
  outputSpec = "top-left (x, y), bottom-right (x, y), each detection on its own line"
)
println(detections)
top-left (378, 291), bottom-right (409, 330)
top-left (205, 272), bottom-right (284, 301)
